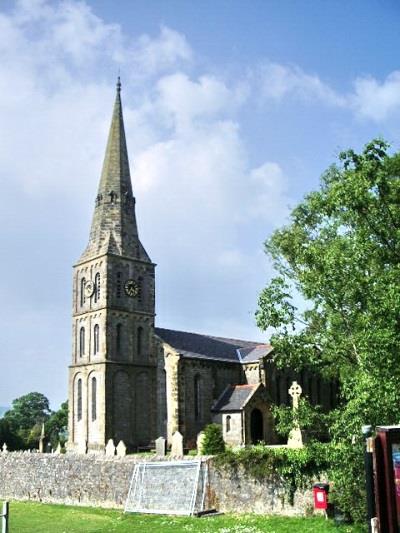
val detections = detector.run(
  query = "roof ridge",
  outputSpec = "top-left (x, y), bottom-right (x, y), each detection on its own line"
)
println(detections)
top-left (155, 326), bottom-right (269, 346)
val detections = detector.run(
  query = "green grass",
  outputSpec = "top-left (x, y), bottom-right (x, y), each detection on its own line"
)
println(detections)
top-left (7, 501), bottom-right (365, 532)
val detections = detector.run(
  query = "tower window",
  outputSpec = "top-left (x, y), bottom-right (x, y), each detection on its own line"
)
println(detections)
top-left (79, 327), bottom-right (85, 357)
top-left (77, 379), bottom-right (82, 421)
top-left (94, 273), bottom-right (100, 303)
top-left (91, 377), bottom-right (97, 422)
top-left (194, 375), bottom-right (201, 421)
top-left (137, 326), bottom-right (143, 356)
top-left (116, 272), bottom-right (122, 298)
top-left (116, 323), bottom-right (122, 355)
top-left (226, 415), bottom-right (231, 433)
top-left (80, 278), bottom-right (86, 307)
top-left (93, 324), bottom-right (99, 355)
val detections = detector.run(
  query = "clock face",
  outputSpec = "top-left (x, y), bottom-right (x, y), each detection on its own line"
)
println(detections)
top-left (124, 279), bottom-right (139, 298)
top-left (84, 280), bottom-right (95, 298)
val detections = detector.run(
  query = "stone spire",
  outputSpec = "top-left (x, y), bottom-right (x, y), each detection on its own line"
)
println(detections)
top-left (80, 78), bottom-right (150, 262)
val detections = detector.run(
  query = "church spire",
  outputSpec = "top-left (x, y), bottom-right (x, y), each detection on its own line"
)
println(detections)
top-left (80, 79), bottom-right (150, 262)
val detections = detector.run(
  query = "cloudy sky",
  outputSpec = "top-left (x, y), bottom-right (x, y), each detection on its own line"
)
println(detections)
top-left (1, 0), bottom-right (400, 409)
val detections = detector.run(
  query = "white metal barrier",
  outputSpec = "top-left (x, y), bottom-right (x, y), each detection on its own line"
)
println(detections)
top-left (1, 502), bottom-right (8, 533)
top-left (125, 460), bottom-right (208, 516)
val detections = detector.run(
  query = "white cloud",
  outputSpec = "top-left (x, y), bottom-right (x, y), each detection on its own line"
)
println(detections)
top-left (257, 62), bottom-right (345, 107)
top-left (131, 26), bottom-right (192, 77)
top-left (350, 71), bottom-right (400, 121)
top-left (257, 61), bottom-right (400, 123)
top-left (249, 162), bottom-right (291, 226)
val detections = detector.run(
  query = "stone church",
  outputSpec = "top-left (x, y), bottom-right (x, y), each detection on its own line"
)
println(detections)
top-left (67, 80), bottom-right (335, 454)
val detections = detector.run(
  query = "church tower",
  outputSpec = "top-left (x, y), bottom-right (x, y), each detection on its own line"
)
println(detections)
top-left (67, 79), bottom-right (157, 453)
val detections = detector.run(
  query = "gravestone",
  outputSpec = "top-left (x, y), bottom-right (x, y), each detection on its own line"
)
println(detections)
top-left (54, 443), bottom-right (62, 455)
top-left (77, 439), bottom-right (87, 455)
top-left (170, 431), bottom-right (183, 458)
top-left (116, 440), bottom-right (127, 457)
top-left (2, 443), bottom-right (8, 453)
top-left (155, 436), bottom-right (166, 457)
top-left (105, 438), bottom-right (116, 457)
top-left (287, 381), bottom-right (304, 448)
top-left (39, 422), bottom-right (45, 453)
top-left (196, 431), bottom-right (205, 455)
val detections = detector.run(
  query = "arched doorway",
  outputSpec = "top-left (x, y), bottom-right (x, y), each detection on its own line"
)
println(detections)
top-left (250, 408), bottom-right (264, 443)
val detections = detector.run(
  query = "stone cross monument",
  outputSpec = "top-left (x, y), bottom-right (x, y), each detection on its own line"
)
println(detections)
top-left (287, 381), bottom-right (304, 448)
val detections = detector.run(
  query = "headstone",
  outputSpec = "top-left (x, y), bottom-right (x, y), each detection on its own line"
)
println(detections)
top-left (287, 380), bottom-right (304, 448)
top-left (39, 422), bottom-right (45, 453)
top-left (196, 431), bottom-right (205, 455)
top-left (170, 431), bottom-right (183, 458)
top-left (77, 439), bottom-right (87, 455)
top-left (2, 443), bottom-right (8, 453)
top-left (105, 438), bottom-right (116, 457)
top-left (155, 436), bottom-right (166, 457)
top-left (116, 440), bottom-right (126, 457)
top-left (54, 443), bottom-right (62, 455)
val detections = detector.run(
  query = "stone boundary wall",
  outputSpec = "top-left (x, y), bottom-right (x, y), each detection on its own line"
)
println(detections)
top-left (0, 452), bottom-right (313, 515)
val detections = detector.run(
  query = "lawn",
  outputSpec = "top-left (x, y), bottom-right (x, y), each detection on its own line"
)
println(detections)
top-left (7, 501), bottom-right (365, 532)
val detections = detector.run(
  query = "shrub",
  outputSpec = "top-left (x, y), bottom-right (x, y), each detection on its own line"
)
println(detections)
top-left (200, 423), bottom-right (225, 455)
top-left (213, 442), bottom-right (330, 504)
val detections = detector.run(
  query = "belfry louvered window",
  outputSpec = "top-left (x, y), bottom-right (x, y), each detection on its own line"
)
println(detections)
top-left (94, 273), bottom-right (100, 303)
top-left (79, 327), bottom-right (85, 357)
top-left (80, 278), bottom-right (86, 307)
top-left (93, 324), bottom-right (99, 355)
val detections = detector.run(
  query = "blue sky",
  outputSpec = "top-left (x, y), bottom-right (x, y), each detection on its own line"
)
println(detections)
top-left (1, 0), bottom-right (400, 409)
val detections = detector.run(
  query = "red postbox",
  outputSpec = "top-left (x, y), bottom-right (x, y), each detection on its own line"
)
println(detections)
top-left (313, 483), bottom-right (329, 510)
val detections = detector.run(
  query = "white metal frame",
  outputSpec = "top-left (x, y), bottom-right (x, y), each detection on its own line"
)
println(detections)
top-left (124, 460), bottom-right (208, 516)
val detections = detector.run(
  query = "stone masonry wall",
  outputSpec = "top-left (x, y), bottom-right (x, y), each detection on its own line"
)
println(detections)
top-left (0, 452), bottom-right (313, 515)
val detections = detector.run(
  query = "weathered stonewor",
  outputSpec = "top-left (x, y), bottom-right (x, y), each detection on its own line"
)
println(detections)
top-left (0, 452), bottom-right (314, 515)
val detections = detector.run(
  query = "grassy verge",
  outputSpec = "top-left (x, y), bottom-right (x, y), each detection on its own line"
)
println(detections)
top-left (7, 501), bottom-right (365, 532)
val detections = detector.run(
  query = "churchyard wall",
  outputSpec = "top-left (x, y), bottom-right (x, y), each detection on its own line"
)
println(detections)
top-left (0, 452), bottom-right (313, 515)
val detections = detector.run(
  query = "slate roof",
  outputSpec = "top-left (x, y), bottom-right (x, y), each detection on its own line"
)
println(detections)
top-left (155, 328), bottom-right (272, 364)
top-left (212, 384), bottom-right (259, 412)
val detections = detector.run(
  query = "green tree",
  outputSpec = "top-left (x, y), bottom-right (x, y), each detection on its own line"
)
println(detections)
top-left (0, 418), bottom-right (24, 450)
top-left (4, 392), bottom-right (51, 446)
top-left (45, 401), bottom-right (68, 449)
top-left (201, 424), bottom-right (225, 455)
top-left (256, 140), bottom-right (400, 523)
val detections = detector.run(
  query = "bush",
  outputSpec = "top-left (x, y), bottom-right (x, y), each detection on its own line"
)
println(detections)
top-left (213, 442), bottom-right (330, 504)
top-left (200, 424), bottom-right (225, 455)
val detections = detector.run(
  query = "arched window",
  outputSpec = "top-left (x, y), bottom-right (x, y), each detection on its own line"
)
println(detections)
top-left (116, 323), bottom-right (122, 355)
top-left (226, 415), bottom-right (231, 433)
top-left (79, 327), bottom-right (85, 357)
top-left (93, 324), bottom-right (99, 355)
top-left (80, 277), bottom-right (86, 307)
top-left (137, 326), bottom-right (143, 355)
top-left (91, 377), bottom-right (97, 421)
top-left (194, 375), bottom-right (201, 420)
top-left (116, 272), bottom-right (122, 298)
top-left (94, 273), bottom-right (100, 303)
top-left (77, 379), bottom-right (82, 421)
